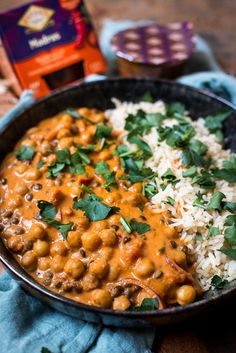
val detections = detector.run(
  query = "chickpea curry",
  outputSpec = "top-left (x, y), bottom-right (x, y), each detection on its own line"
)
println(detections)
top-left (0, 107), bottom-right (201, 311)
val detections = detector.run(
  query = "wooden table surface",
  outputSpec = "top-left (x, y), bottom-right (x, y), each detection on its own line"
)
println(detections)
top-left (0, 1), bottom-right (236, 352)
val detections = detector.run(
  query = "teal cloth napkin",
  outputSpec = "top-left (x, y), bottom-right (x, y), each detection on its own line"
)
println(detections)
top-left (1, 19), bottom-right (236, 353)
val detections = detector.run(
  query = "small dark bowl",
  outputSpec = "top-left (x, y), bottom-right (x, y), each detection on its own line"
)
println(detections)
top-left (0, 78), bottom-right (236, 327)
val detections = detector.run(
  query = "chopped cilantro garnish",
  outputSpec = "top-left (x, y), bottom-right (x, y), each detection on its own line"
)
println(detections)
top-left (191, 170), bottom-right (216, 189)
top-left (65, 108), bottom-right (94, 124)
top-left (204, 110), bottom-right (232, 138)
top-left (192, 192), bottom-right (207, 209)
top-left (166, 102), bottom-right (185, 118)
top-left (95, 161), bottom-right (117, 189)
top-left (120, 216), bottom-right (132, 233)
top-left (158, 122), bottom-right (195, 148)
top-left (162, 196), bottom-right (175, 206)
top-left (37, 201), bottom-right (73, 239)
top-left (15, 145), bottom-right (35, 161)
top-left (182, 166), bottom-right (197, 178)
top-left (37, 160), bottom-right (44, 169)
top-left (127, 134), bottom-right (153, 158)
top-left (141, 91), bottom-right (154, 103)
top-left (131, 298), bottom-right (159, 311)
top-left (207, 191), bottom-right (225, 211)
top-left (120, 217), bottom-right (150, 235)
top-left (95, 124), bottom-right (112, 139)
top-left (208, 226), bottom-right (220, 237)
top-left (73, 194), bottom-right (119, 221)
top-left (161, 168), bottom-right (176, 182)
top-left (211, 275), bottom-right (229, 289)
top-left (130, 219), bottom-right (151, 234)
top-left (195, 234), bottom-right (203, 241)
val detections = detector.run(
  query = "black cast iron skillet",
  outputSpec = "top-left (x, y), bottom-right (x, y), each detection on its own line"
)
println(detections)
top-left (0, 78), bottom-right (236, 327)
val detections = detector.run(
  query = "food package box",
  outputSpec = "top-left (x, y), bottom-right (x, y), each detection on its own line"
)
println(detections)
top-left (0, 0), bottom-right (107, 99)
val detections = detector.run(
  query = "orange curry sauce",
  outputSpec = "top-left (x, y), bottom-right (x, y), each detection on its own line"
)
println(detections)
top-left (0, 108), bottom-right (200, 310)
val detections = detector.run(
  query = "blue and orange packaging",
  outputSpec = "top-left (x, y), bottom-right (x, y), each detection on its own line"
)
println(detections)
top-left (0, 0), bottom-right (107, 98)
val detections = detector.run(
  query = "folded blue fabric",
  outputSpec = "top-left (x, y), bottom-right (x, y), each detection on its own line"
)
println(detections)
top-left (0, 273), bottom-right (154, 353)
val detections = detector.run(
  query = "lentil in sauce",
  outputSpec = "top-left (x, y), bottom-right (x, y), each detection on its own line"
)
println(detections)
top-left (0, 108), bottom-right (201, 310)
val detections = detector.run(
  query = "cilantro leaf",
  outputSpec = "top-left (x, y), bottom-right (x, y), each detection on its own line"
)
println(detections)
top-left (193, 192), bottom-right (207, 209)
top-left (207, 191), bottom-right (225, 211)
top-left (15, 145), bottom-right (35, 161)
top-left (208, 226), bottom-right (220, 237)
top-left (130, 219), bottom-right (151, 234)
top-left (205, 110), bottom-right (232, 133)
top-left (127, 134), bottom-right (153, 158)
top-left (158, 123), bottom-right (195, 148)
top-left (191, 170), bottom-right (216, 189)
top-left (162, 196), bottom-right (175, 206)
top-left (73, 195), bottom-right (119, 221)
top-left (182, 166), bottom-right (197, 178)
top-left (37, 160), bottom-right (44, 169)
top-left (211, 168), bottom-right (236, 183)
top-left (223, 202), bottom-right (236, 213)
top-left (220, 248), bottom-right (236, 260)
top-left (46, 220), bottom-right (74, 240)
top-left (95, 161), bottom-right (110, 175)
top-left (166, 102), bottom-right (185, 117)
top-left (141, 91), bottom-right (154, 102)
top-left (161, 168), bottom-right (176, 182)
top-left (211, 275), bottom-right (229, 289)
top-left (123, 158), bottom-right (156, 183)
top-left (37, 201), bottom-right (73, 239)
top-left (37, 200), bottom-right (57, 219)
top-left (95, 124), bottom-right (112, 139)
top-left (65, 108), bottom-right (94, 124)
top-left (143, 180), bottom-right (158, 197)
top-left (48, 163), bottom-right (65, 178)
top-left (95, 161), bottom-right (117, 189)
top-left (131, 298), bottom-right (159, 311)
top-left (181, 140), bottom-right (210, 168)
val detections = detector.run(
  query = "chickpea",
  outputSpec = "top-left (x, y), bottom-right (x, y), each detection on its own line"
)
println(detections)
top-left (14, 183), bottom-right (28, 196)
top-left (89, 258), bottom-right (109, 279)
top-left (108, 214), bottom-right (120, 226)
top-left (59, 137), bottom-right (74, 149)
top-left (28, 224), bottom-right (45, 240)
top-left (47, 154), bottom-right (57, 165)
top-left (24, 169), bottom-right (42, 181)
top-left (91, 289), bottom-right (112, 309)
top-left (99, 247), bottom-right (114, 260)
top-left (107, 265), bottom-right (121, 281)
top-left (64, 258), bottom-right (84, 279)
top-left (41, 141), bottom-right (51, 154)
top-left (33, 240), bottom-right (50, 257)
top-left (100, 229), bottom-right (117, 247)
top-left (48, 189), bottom-right (64, 204)
top-left (50, 255), bottom-right (66, 273)
top-left (105, 191), bottom-right (121, 204)
top-left (67, 231), bottom-right (82, 248)
top-left (134, 258), bottom-right (154, 278)
top-left (81, 273), bottom-right (100, 291)
top-left (38, 257), bottom-right (51, 271)
top-left (81, 131), bottom-right (94, 144)
top-left (21, 250), bottom-right (38, 271)
top-left (50, 240), bottom-right (68, 256)
top-left (7, 235), bottom-right (24, 253)
top-left (15, 164), bottom-right (27, 174)
top-left (176, 285), bottom-right (196, 305)
top-left (7, 196), bottom-right (23, 209)
top-left (81, 231), bottom-right (101, 251)
top-left (22, 139), bottom-right (36, 147)
top-left (113, 295), bottom-right (131, 311)
top-left (97, 149), bottom-right (112, 161)
top-left (70, 183), bottom-right (81, 196)
top-left (77, 216), bottom-right (90, 231)
top-left (57, 128), bottom-right (71, 139)
top-left (174, 250), bottom-right (187, 268)
top-left (93, 220), bottom-right (108, 231)
top-left (128, 183), bottom-right (143, 193)
top-left (3, 225), bottom-right (24, 237)
top-left (165, 226), bottom-right (177, 239)
top-left (124, 193), bottom-right (145, 207)
top-left (60, 114), bottom-right (73, 128)
top-left (62, 207), bottom-right (73, 217)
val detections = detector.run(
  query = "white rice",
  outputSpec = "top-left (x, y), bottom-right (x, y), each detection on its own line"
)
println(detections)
top-left (106, 99), bottom-right (236, 290)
